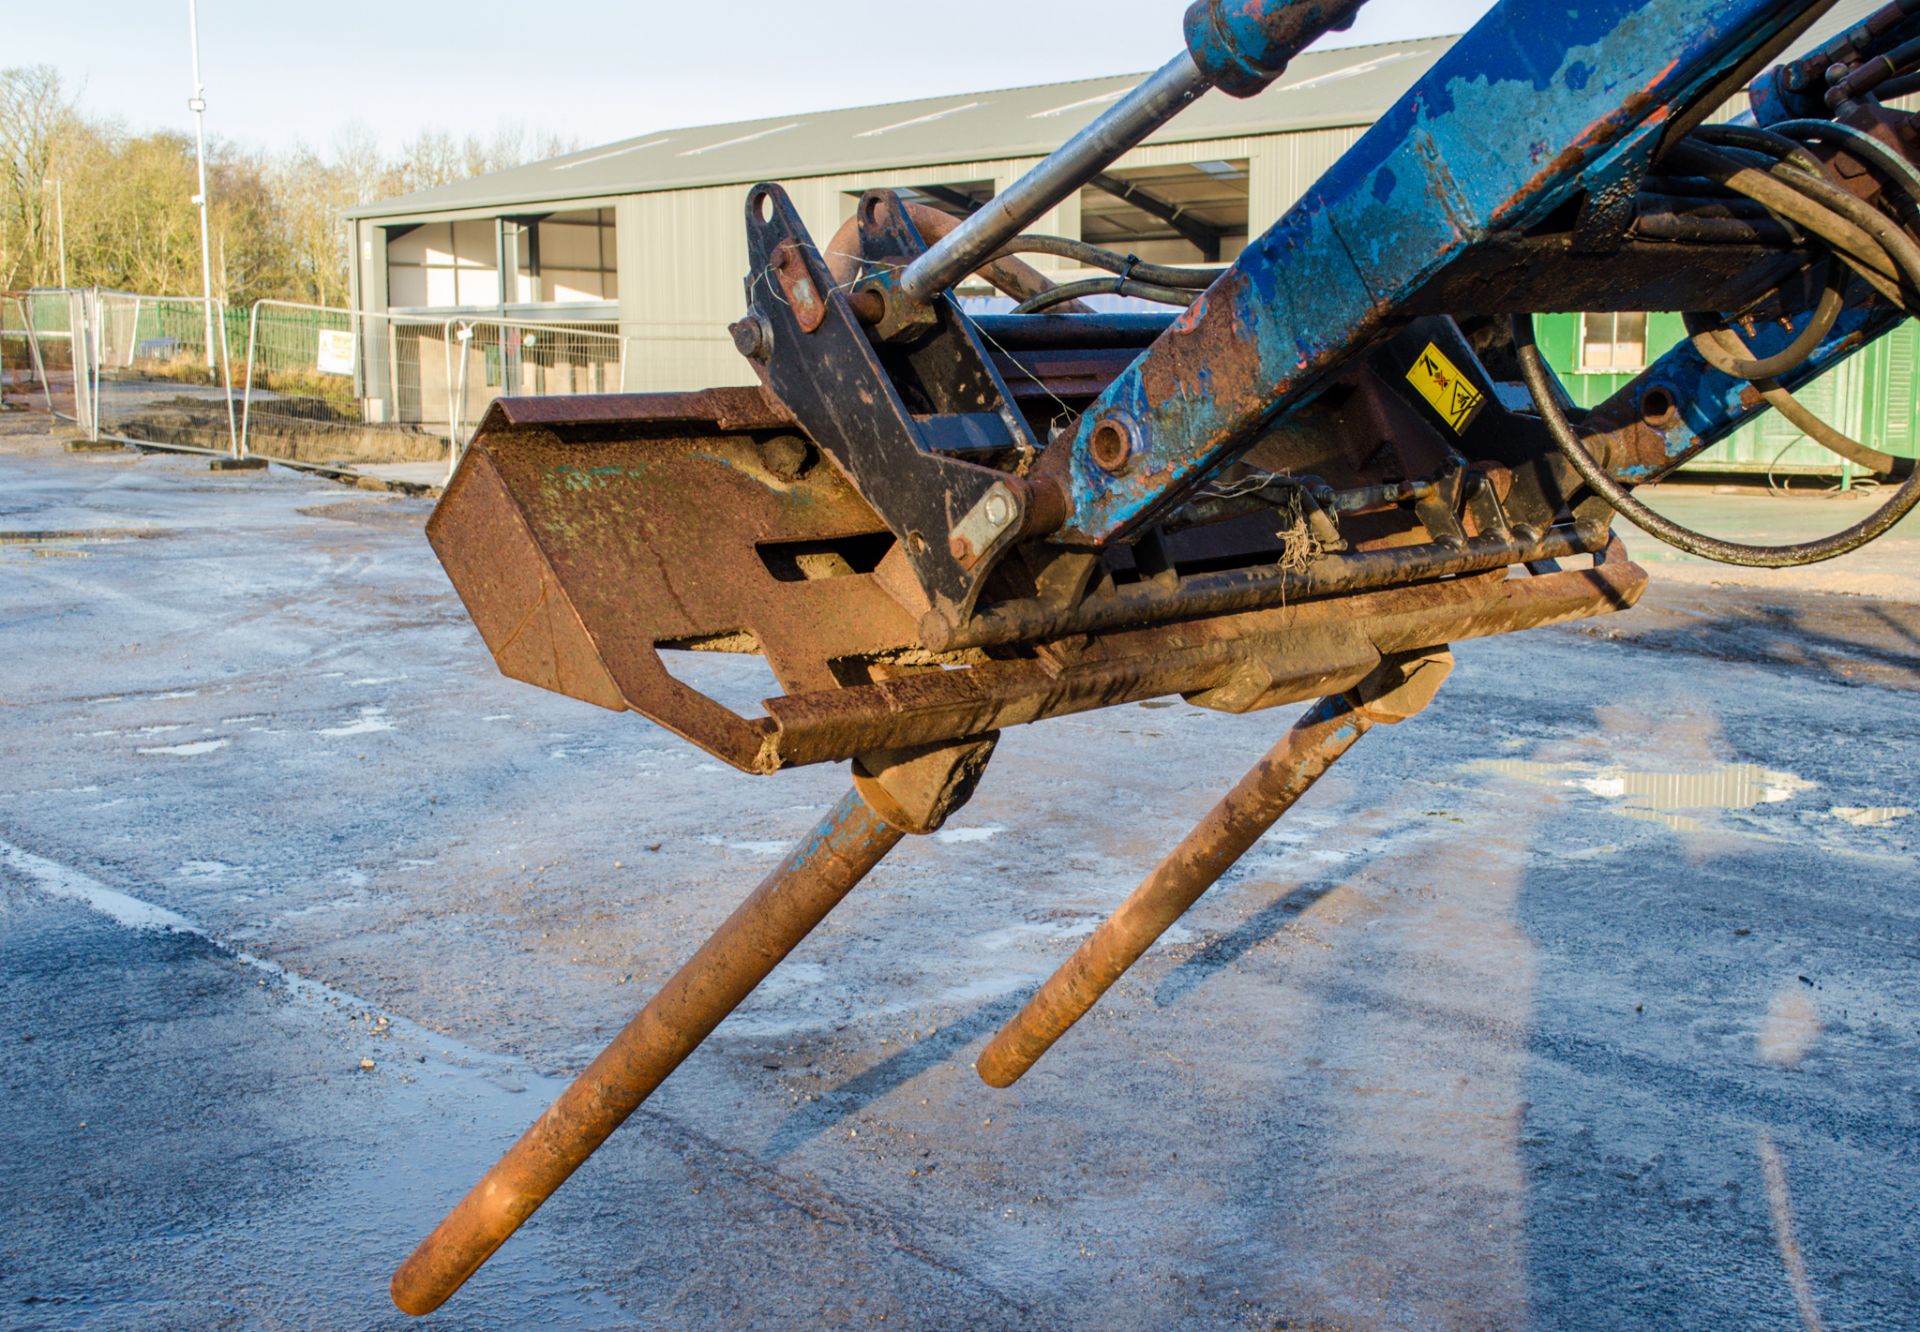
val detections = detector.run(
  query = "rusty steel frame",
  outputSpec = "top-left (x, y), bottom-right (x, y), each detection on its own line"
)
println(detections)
top-left (428, 394), bottom-right (1647, 776)
top-left (390, 0), bottom-right (1920, 1312)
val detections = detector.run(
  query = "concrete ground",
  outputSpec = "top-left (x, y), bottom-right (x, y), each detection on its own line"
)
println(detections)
top-left (0, 413), bottom-right (1915, 1331)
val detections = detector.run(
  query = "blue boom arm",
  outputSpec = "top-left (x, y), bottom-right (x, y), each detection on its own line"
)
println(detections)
top-left (1058, 0), bottom-right (1857, 541)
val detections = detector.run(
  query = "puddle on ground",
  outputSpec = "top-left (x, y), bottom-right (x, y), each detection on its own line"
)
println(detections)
top-left (137, 738), bottom-right (230, 758)
top-left (1828, 806), bottom-right (1912, 827)
top-left (1464, 759), bottom-right (1815, 832)
top-left (314, 706), bottom-right (395, 738)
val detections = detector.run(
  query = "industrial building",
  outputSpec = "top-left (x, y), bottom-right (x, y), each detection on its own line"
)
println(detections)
top-left (346, 19), bottom-right (1918, 477)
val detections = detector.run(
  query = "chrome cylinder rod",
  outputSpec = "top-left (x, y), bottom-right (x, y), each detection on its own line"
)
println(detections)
top-left (897, 51), bottom-right (1211, 303)
top-left (896, 0), bottom-right (1375, 304)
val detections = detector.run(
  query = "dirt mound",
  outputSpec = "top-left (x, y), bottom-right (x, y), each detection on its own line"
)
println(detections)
top-left (112, 395), bottom-right (448, 465)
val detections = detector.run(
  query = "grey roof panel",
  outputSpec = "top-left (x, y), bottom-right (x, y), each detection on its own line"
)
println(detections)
top-left (345, 2), bottom-right (1892, 223)
top-left (347, 37), bottom-right (1450, 219)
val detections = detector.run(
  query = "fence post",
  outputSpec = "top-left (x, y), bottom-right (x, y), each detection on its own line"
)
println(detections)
top-left (86, 288), bottom-right (102, 442)
top-left (447, 320), bottom-right (472, 485)
top-left (240, 299), bottom-right (262, 458)
top-left (217, 298), bottom-right (239, 456)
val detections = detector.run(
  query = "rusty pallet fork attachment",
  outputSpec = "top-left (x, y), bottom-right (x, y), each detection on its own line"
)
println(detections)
top-left (396, 0), bottom-right (1920, 1312)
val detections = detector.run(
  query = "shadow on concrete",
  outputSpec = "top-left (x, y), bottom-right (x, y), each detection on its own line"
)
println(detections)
top-left (761, 994), bottom-right (1025, 1162)
top-left (1152, 877), bottom-right (1346, 1011)
top-left (1598, 588), bottom-right (1920, 692)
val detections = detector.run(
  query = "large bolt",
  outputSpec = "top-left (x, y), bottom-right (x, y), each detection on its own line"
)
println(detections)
top-left (1088, 415), bottom-right (1138, 475)
top-left (983, 489), bottom-right (1015, 530)
top-left (730, 309), bottom-right (774, 361)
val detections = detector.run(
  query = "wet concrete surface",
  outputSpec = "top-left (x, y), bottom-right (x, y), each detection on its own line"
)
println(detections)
top-left (1, 418), bottom-right (1916, 1329)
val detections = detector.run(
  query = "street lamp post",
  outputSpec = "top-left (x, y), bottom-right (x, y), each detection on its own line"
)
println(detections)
top-left (186, 0), bottom-right (216, 372)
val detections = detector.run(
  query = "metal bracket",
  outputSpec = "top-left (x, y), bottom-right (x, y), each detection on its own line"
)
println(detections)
top-left (742, 185), bottom-right (1034, 628)
top-left (853, 735), bottom-right (999, 836)
top-left (1572, 139), bottom-right (1658, 255)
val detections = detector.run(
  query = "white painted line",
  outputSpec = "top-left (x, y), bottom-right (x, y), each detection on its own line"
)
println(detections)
top-left (552, 139), bottom-right (673, 171)
top-left (678, 124), bottom-right (801, 157)
top-left (856, 102), bottom-right (983, 138)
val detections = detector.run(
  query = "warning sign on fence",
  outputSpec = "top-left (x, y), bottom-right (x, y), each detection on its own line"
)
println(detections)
top-left (316, 329), bottom-right (356, 376)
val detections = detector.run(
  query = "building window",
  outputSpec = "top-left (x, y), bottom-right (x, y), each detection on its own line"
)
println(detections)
top-left (385, 220), bottom-right (499, 309)
top-left (1077, 160), bottom-right (1250, 266)
top-left (1580, 312), bottom-right (1649, 374)
top-left (511, 208), bottom-right (619, 305)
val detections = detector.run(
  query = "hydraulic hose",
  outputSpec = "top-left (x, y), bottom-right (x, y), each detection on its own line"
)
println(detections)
top-left (1680, 259), bottom-right (1846, 380)
top-left (1513, 315), bottom-right (1920, 567)
top-left (987, 235), bottom-right (1221, 289)
top-left (1013, 277), bottom-right (1199, 314)
top-left (1678, 128), bottom-right (1920, 476)
top-left (1513, 126), bottom-right (1920, 565)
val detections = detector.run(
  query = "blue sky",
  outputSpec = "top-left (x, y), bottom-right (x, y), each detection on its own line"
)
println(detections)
top-left (14, 0), bottom-right (1500, 156)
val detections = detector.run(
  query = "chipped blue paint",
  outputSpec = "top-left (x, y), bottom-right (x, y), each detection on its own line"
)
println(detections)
top-left (790, 788), bottom-right (898, 870)
top-left (1063, 0), bottom-right (1836, 544)
top-left (550, 463), bottom-right (653, 492)
top-left (1184, 0), bottom-right (1371, 98)
top-left (1594, 281), bottom-right (1906, 480)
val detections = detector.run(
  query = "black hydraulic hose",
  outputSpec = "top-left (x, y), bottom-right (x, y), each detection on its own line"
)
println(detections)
top-left (1665, 142), bottom-right (1907, 301)
top-left (1013, 277), bottom-right (1198, 314)
top-left (1523, 127), bottom-right (1920, 556)
top-left (1773, 118), bottom-right (1920, 210)
top-left (1642, 173), bottom-right (1804, 199)
top-left (1828, 33), bottom-right (1920, 104)
top-left (1631, 212), bottom-right (1800, 245)
top-left (1512, 315), bottom-right (1920, 567)
top-left (1687, 318), bottom-right (1907, 475)
top-left (1673, 130), bottom-right (1915, 476)
top-left (1634, 192), bottom-right (1782, 220)
top-left (1681, 258), bottom-right (1846, 379)
top-left (1873, 69), bottom-right (1920, 98)
top-left (1751, 372), bottom-right (1909, 475)
top-left (1688, 123), bottom-right (1825, 175)
top-left (987, 234), bottom-right (1220, 289)
top-left (1681, 138), bottom-right (1920, 278)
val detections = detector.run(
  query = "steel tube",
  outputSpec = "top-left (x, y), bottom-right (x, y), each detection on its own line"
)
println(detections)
top-left (977, 693), bottom-right (1374, 1088)
top-left (897, 52), bottom-right (1210, 303)
top-left (926, 524), bottom-right (1608, 652)
top-left (391, 787), bottom-right (906, 1316)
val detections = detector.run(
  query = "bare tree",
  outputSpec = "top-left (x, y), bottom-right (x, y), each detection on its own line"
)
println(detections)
top-left (1, 74), bottom-right (579, 306)
top-left (0, 66), bottom-right (76, 291)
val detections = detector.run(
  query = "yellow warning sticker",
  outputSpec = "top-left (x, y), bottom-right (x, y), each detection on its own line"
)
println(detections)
top-left (1407, 342), bottom-right (1487, 434)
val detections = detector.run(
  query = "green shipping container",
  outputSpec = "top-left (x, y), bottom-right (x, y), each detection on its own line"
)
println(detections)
top-left (1534, 312), bottom-right (1920, 481)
